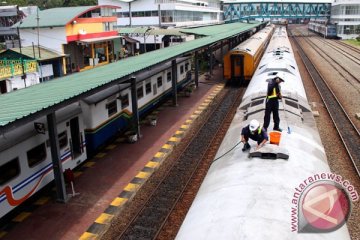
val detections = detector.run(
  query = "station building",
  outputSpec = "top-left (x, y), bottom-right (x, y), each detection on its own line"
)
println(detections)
top-left (331, 0), bottom-right (360, 39)
top-left (16, 5), bottom-right (121, 73)
top-left (0, 46), bottom-right (66, 94)
top-left (98, 0), bottom-right (223, 51)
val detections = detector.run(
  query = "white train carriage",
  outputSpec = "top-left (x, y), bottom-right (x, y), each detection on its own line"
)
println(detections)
top-left (0, 57), bottom-right (192, 219)
top-left (176, 27), bottom-right (351, 240)
top-left (81, 57), bottom-right (192, 156)
top-left (308, 20), bottom-right (337, 39)
top-left (0, 104), bottom-right (87, 219)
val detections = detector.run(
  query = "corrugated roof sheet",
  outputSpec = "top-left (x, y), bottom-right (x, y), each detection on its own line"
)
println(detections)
top-left (0, 22), bottom-right (261, 128)
top-left (149, 28), bottom-right (185, 36)
top-left (180, 22), bottom-right (257, 36)
top-left (17, 6), bottom-right (94, 28)
top-left (119, 28), bottom-right (185, 36)
top-left (118, 27), bottom-right (149, 34)
top-left (6, 46), bottom-right (65, 60)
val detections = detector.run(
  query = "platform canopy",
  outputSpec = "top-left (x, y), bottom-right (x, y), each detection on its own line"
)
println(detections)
top-left (0, 21), bottom-right (263, 131)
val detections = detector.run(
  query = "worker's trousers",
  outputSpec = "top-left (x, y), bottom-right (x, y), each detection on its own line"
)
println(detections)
top-left (263, 99), bottom-right (280, 130)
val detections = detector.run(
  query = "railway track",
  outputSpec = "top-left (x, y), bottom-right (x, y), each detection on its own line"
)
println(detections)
top-left (298, 35), bottom-right (360, 89)
top-left (313, 37), bottom-right (360, 64)
top-left (336, 40), bottom-right (360, 55)
top-left (292, 35), bottom-right (360, 178)
top-left (116, 87), bottom-right (244, 239)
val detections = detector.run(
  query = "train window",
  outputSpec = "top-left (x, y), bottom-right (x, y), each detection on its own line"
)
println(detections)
top-left (153, 84), bottom-right (157, 95)
top-left (157, 76), bottom-right (163, 88)
top-left (27, 143), bottom-right (47, 168)
top-left (167, 72), bottom-right (172, 82)
top-left (251, 99), bottom-right (264, 107)
top-left (180, 65), bottom-right (184, 74)
top-left (106, 100), bottom-right (117, 117)
top-left (0, 158), bottom-right (20, 185)
top-left (285, 99), bottom-right (299, 110)
top-left (145, 82), bottom-right (152, 95)
top-left (268, 72), bottom-right (278, 76)
top-left (137, 86), bottom-right (144, 99)
top-left (185, 63), bottom-right (189, 71)
top-left (58, 131), bottom-right (68, 149)
top-left (121, 94), bottom-right (129, 109)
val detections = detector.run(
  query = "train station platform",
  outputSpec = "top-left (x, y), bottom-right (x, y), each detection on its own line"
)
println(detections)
top-left (0, 67), bottom-right (225, 240)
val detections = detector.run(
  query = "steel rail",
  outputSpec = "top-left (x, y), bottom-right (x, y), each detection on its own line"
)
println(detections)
top-left (292, 35), bottom-right (360, 178)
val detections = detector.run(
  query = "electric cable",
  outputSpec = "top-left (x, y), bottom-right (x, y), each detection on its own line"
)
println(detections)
top-left (212, 140), bottom-right (243, 163)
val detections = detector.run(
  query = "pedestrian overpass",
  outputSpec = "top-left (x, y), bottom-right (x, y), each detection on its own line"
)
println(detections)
top-left (223, 0), bottom-right (332, 22)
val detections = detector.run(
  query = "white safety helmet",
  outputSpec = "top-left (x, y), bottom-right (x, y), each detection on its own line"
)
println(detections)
top-left (275, 72), bottom-right (285, 82)
top-left (249, 119), bottom-right (260, 132)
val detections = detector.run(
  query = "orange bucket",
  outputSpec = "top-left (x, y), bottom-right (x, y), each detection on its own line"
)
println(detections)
top-left (269, 131), bottom-right (282, 145)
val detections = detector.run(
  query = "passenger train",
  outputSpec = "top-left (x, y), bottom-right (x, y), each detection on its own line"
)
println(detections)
top-left (0, 57), bottom-right (192, 219)
top-left (308, 19), bottom-right (338, 39)
top-left (223, 24), bottom-right (274, 85)
top-left (176, 27), bottom-right (351, 239)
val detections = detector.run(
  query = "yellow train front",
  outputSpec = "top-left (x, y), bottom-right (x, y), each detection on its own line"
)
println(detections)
top-left (224, 24), bottom-right (274, 85)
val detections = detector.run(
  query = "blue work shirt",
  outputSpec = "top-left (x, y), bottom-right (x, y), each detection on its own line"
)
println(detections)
top-left (241, 126), bottom-right (269, 144)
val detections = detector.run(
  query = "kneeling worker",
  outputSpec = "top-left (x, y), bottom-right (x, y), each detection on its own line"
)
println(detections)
top-left (241, 119), bottom-right (268, 151)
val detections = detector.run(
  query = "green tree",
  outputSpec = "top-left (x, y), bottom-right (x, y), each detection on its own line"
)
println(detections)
top-left (3, 0), bottom-right (97, 8)
top-left (4, 0), bottom-right (27, 6)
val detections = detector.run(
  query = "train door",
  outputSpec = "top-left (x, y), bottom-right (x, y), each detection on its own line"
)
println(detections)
top-left (0, 80), bottom-right (7, 94)
top-left (230, 54), bottom-right (244, 85)
top-left (70, 117), bottom-right (82, 159)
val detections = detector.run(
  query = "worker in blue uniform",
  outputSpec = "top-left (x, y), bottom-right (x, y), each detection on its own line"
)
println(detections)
top-left (241, 119), bottom-right (268, 151)
top-left (263, 74), bottom-right (285, 132)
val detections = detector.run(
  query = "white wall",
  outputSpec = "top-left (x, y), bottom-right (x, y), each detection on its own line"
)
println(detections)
top-left (100, 0), bottom-right (222, 27)
top-left (6, 72), bottom-right (40, 92)
top-left (20, 27), bottom-right (67, 53)
top-left (39, 64), bottom-right (54, 78)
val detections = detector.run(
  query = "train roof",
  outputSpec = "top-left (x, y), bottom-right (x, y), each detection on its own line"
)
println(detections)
top-left (231, 25), bottom-right (274, 56)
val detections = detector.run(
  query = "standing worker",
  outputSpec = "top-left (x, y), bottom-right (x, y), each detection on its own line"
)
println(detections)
top-left (263, 73), bottom-right (285, 132)
top-left (241, 119), bottom-right (268, 151)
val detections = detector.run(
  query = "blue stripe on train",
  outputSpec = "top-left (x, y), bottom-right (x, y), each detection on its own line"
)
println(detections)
top-left (0, 147), bottom-right (81, 204)
top-left (85, 78), bottom-right (190, 156)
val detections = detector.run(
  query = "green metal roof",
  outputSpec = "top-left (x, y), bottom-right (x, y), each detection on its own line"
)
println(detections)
top-left (17, 6), bottom-right (95, 28)
top-left (149, 29), bottom-right (185, 36)
top-left (118, 27), bottom-right (149, 34)
top-left (119, 28), bottom-right (184, 36)
top-left (0, 22), bottom-right (261, 128)
top-left (119, 23), bottom-right (255, 37)
top-left (180, 22), bottom-right (258, 36)
top-left (2, 46), bottom-right (65, 61)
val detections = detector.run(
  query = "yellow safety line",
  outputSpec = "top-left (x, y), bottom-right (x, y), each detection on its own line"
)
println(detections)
top-left (162, 144), bottom-right (173, 149)
top-left (124, 183), bottom-right (140, 192)
top-left (136, 171), bottom-right (151, 179)
top-left (111, 197), bottom-right (128, 207)
top-left (154, 152), bottom-right (165, 158)
top-left (84, 162), bottom-right (95, 167)
top-left (146, 161), bottom-right (160, 168)
top-left (12, 212), bottom-right (31, 222)
top-left (34, 197), bottom-right (50, 205)
top-left (79, 232), bottom-right (98, 240)
top-left (95, 213), bottom-right (114, 224)
top-left (95, 153), bottom-right (106, 158)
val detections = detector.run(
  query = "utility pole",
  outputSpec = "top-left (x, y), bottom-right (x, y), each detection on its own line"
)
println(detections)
top-left (36, 7), bottom-right (41, 58)
top-left (17, 25), bottom-right (26, 87)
